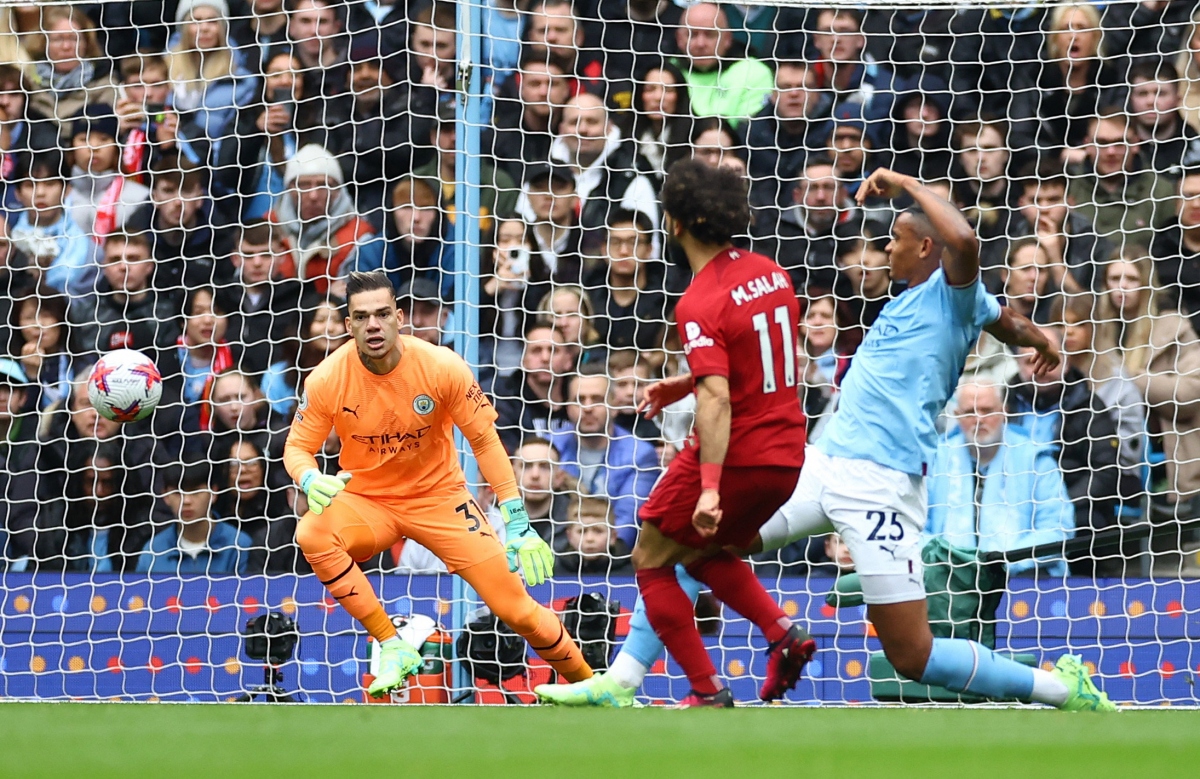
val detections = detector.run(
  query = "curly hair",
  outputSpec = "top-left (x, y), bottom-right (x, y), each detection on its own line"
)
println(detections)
top-left (660, 158), bottom-right (749, 246)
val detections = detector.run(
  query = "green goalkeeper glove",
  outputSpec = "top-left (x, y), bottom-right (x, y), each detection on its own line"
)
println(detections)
top-left (500, 499), bottom-right (553, 587)
top-left (299, 469), bottom-right (351, 515)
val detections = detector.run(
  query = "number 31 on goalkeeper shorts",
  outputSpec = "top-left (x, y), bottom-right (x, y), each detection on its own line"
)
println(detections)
top-left (866, 510), bottom-right (904, 542)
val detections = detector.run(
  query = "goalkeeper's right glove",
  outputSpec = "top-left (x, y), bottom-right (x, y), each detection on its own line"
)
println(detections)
top-left (299, 469), bottom-right (351, 515)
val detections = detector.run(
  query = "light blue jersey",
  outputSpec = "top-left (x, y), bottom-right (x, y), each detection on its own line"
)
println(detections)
top-left (818, 268), bottom-right (1001, 476)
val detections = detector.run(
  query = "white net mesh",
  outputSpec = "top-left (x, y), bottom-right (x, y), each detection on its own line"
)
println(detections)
top-left (0, 0), bottom-right (1198, 705)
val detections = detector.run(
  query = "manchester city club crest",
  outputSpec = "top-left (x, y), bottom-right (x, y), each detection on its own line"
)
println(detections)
top-left (413, 394), bottom-right (435, 415)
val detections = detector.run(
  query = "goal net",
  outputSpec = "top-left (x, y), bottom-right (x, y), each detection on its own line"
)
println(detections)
top-left (0, 0), bottom-right (1197, 706)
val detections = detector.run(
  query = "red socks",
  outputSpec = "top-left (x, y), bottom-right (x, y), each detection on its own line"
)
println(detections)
top-left (687, 551), bottom-right (791, 645)
top-left (636, 567), bottom-right (722, 695)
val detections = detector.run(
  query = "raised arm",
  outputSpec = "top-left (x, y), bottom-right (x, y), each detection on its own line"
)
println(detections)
top-left (857, 168), bottom-right (980, 286)
top-left (983, 305), bottom-right (1061, 377)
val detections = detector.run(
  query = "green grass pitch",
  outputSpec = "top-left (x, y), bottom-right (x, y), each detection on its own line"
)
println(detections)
top-left (3, 703), bottom-right (1198, 778)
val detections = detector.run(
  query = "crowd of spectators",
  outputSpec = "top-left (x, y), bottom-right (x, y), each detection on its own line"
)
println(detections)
top-left (1, 1), bottom-right (1200, 579)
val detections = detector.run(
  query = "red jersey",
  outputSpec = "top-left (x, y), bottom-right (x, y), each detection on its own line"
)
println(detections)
top-left (675, 247), bottom-right (807, 468)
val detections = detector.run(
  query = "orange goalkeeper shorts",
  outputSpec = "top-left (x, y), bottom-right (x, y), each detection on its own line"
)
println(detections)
top-left (318, 489), bottom-right (505, 572)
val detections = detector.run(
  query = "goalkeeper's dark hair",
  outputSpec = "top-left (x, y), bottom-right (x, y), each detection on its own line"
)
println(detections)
top-left (345, 271), bottom-right (397, 306)
top-left (661, 158), bottom-right (750, 246)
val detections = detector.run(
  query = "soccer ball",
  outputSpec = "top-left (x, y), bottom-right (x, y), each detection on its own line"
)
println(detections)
top-left (87, 349), bottom-right (163, 423)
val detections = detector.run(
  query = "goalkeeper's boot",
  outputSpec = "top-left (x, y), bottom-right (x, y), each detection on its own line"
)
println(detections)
top-left (674, 688), bottom-right (735, 709)
top-left (367, 639), bottom-right (424, 697)
top-left (759, 625), bottom-right (817, 702)
top-left (533, 672), bottom-right (637, 708)
top-left (1052, 654), bottom-right (1117, 712)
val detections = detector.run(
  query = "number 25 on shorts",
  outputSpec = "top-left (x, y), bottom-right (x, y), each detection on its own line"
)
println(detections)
top-left (865, 510), bottom-right (905, 542)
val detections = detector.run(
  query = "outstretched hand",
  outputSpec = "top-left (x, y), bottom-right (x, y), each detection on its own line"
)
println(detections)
top-left (856, 168), bottom-right (911, 205)
top-left (637, 374), bottom-right (695, 419)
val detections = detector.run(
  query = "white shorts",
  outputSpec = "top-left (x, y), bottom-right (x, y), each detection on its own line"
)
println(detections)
top-left (759, 447), bottom-right (927, 605)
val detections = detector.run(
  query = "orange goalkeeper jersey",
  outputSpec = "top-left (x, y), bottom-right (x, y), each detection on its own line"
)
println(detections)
top-left (284, 336), bottom-right (506, 502)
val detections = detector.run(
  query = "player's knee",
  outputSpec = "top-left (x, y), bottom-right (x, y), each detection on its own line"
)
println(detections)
top-left (883, 640), bottom-right (933, 681)
top-left (295, 516), bottom-right (333, 555)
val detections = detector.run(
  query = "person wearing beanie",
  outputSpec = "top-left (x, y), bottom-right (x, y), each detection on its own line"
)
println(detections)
top-left (268, 144), bottom-right (385, 294)
top-left (168, 0), bottom-right (258, 150)
top-left (65, 104), bottom-right (151, 238)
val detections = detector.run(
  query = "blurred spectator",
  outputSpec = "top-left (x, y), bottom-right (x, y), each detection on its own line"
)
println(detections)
top-left (137, 464), bottom-right (251, 575)
top-left (1062, 295), bottom-right (1148, 499)
top-left (524, 0), bottom-right (620, 103)
top-left (673, 2), bottom-right (773, 126)
top-left (404, 0), bottom-right (454, 136)
top-left (268, 143), bottom-right (385, 294)
top-left (1152, 168), bottom-right (1200, 331)
top-left (491, 321), bottom-right (573, 450)
top-left (383, 176), bottom-right (449, 293)
top-left (481, 0), bottom-right (522, 101)
top-left (26, 5), bottom-right (119, 137)
top-left (1067, 111), bottom-right (1176, 254)
top-left (1008, 331), bottom-right (1122, 533)
top-left (1013, 165), bottom-right (1110, 293)
top-left (288, 0), bottom-right (350, 100)
top-left (216, 437), bottom-right (303, 574)
top-left (489, 54), bottom-right (571, 185)
top-left (553, 494), bottom-right (632, 576)
top-left (481, 216), bottom-right (550, 378)
top-left (862, 7), bottom-right (957, 83)
top-left (548, 93), bottom-right (658, 244)
top-left (752, 154), bottom-right (860, 291)
top-left (927, 380), bottom-right (1075, 577)
top-left (828, 102), bottom-right (875, 197)
top-left (65, 104), bottom-right (150, 237)
top-left (412, 101), bottom-right (517, 254)
top-left (1177, 8), bottom-right (1200, 130)
top-left (1028, 3), bottom-right (1120, 162)
top-left (207, 370), bottom-right (288, 457)
top-left (723, 4), bottom-right (805, 62)
top-left (1000, 237), bottom-right (1063, 326)
top-left (1102, 0), bottom-right (1197, 68)
top-left (522, 163), bottom-right (583, 283)
top-left (261, 296), bottom-right (348, 416)
top-left (1127, 60), bottom-right (1200, 176)
top-left (126, 154), bottom-right (224, 294)
top-left (688, 116), bottom-right (742, 170)
top-left (61, 441), bottom-right (160, 573)
top-left (807, 7), bottom-right (898, 147)
top-left (398, 277), bottom-right (448, 347)
top-left (0, 64), bottom-right (53, 214)
top-left (800, 292), bottom-right (838, 389)
top-left (67, 232), bottom-right (182, 370)
top-left (168, 0), bottom-right (259, 156)
top-left (949, 4), bottom-right (1047, 123)
top-left (742, 59), bottom-right (832, 209)
top-left (230, 0), bottom-right (291, 73)
top-left (0, 359), bottom-right (39, 569)
top-left (833, 234), bottom-right (894, 358)
top-left (586, 210), bottom-right (667, 355)
top-left (537, 285), bottom-right (606, 370)
top-left (952, 120), bottom-right (1016, 273)
top-left (218, 219), bottom-right (302, 375)
top-left (173, 286), bottom-right (234, 436)
top-left (885, 79), bottom-right (953, 182)
top-left (113, 55), bottom-right (176, 184)
top-left (550, 370), bottom-right (660, 547)
top-left (13, 288), bottom-right (71, 412)
top-left (1096, 255), bottom-right (1200, 505)
top-left (630, 61), bottom-right (694, 183)
top-left (607, 349), bottom-right (662, 441)
top-left (505, 436), bottom-right (570, 542)
top-left (596, 0), bottom-right (684, 85)
top-left (10, 149), bottom-right (97, 296)
top-left (216, 52), bottom-right (303, 223)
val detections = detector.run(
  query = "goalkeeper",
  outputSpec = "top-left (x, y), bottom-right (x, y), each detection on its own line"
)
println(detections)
top-left (284, 271), bottom-right (592, 695)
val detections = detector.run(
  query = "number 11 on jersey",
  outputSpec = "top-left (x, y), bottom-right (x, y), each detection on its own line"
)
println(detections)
top-left (752, 304), bottom-right (797, 394)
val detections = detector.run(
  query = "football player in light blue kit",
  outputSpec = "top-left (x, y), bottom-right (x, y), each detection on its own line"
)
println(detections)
top-left (538, 168), bottom-right (1114, 710)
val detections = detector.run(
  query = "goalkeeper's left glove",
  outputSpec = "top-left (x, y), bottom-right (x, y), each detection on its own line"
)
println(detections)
top-left (499, 498), bottom-right (553, 587)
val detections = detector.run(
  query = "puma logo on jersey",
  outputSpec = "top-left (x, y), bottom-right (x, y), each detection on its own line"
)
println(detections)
top-left (343, 405), bottom-right (360, 418)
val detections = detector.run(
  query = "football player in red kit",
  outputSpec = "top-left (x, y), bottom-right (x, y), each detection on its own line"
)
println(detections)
top-left (632, 159), bottom-right (815, 707)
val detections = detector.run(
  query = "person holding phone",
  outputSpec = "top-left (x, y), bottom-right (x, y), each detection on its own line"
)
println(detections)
top-left (481, 217), bottom-right (551, 380)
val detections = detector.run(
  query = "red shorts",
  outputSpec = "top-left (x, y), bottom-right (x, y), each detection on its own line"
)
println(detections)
top-left (638, 445), bottom-right (802, 550)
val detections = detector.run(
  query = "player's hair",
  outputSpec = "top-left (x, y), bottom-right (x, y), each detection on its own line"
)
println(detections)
top-left (661, 158), bottom-right (750, 246)
top-left (345, 271), bottom-right (397, 306)
top-left (901, 205), bottom-right (942, 249)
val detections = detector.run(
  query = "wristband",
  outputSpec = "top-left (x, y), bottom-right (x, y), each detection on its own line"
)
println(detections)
top-left (700, 463), bottom-right (722, 492)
